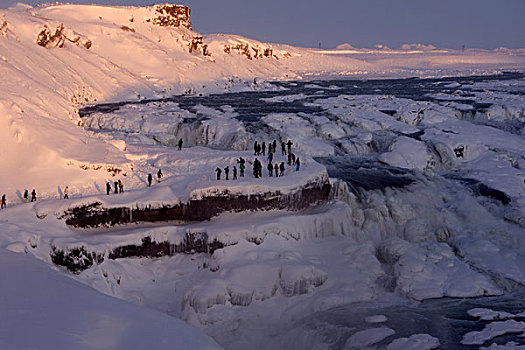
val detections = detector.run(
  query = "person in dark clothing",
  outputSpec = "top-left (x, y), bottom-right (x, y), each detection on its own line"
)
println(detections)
top-left (118, 179), bottom-right (124, 193)
top-left (31, 189), bottom-right (37, 202)
top-left (216, 167), bottom-right (222, 180)
top-left (253, 159), bottom-right (259, 178)
top-left (267, 162), bottom-right (273, 176)
top-left (262, 142), bottom-right (266, 155)
top-left (274, 163), bottom-right (279, 177)
top-left (287, 140), bottom-right (293, 155)
top-left (288, 153), bottom-right (292, 166)
top-left (296, 158), bottom-right (300, 171)
top-left (148, 174), bottom-right (152, 187)
top-left (225, 166), bottom-right (229, 180)
top-left (1, 194), bottom-right (6, 208)
top-left (240, 163), bottom-right (245, 177)
top-left (157, 169), bottom-right (163, 182)
top-left (253, 141), bottom-right (258, 156)
top-left (23, 190), bottom-right (28, 203)
top-left (114, 181), bottom-right (118, 194)
top-left (272, 140), bottom-right (277, 151)
top-left (291, 153), bottom-right (296, 165)
top-left (106, 182), bottom-right (111, 195)
top-left (233, 166), bottom-right (237, 180)
top-left (281, 141), bottom-right (286, 155)
top-left (178, 138), bottom-right (183, 150)
top-left (279, 162), bottom-right (285, 176)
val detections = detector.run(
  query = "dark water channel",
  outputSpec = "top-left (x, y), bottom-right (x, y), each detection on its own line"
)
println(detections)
top-left (290, 293), bottom-right (525, 349)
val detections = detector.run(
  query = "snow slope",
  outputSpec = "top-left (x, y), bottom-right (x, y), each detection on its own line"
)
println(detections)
top-left (1, 3), bottom-right (525, 350)
top-left (0, 247), bottom-right (222, 350)
top-left (1, 3), bottom-right (524, 203)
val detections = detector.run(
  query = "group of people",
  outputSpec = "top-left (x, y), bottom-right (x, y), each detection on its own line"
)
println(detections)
top-left (215, 139), bottom-right (300, 180)
top-left (105, 168), bottom-right (165, 196)
top-left (0, 186), bottom-right (69, 208)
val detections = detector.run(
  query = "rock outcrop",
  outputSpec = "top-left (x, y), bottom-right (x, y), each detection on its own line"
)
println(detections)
top-left (62, 178), bottom-right (332, 228)
top-left (146, 4), bottom-right (191, 30)
top-left (36, 24), bottom-right (92, 49)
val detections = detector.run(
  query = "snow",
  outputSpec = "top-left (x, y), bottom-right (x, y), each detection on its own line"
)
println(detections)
top-left (343, 326), bottom-right (395, 348)
top-left (386, 334), bottom-right (440, 350)
top-left (461, 320), bottom-right (525, 345)
top-left (0, 248), bottom-right (222, 350)
top-left (0, 3), bottom-right (525, 350)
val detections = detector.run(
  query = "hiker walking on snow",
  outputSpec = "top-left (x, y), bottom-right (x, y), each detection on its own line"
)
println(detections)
top-left (281, 141), bottom-right (286, 155)
top-left (178, 138), bottom-right (183, 150)
top-left (31, 189), bottom-right (37, 202)
top-left (225, 166), bottom-right (230, 180)
top-left (148, 174), bottom-right (152, 187)
top-left (157, 169), bottom-right (163, 182)
top-left (216, 167), bottom-right (222, 180)
top-left (262, 142), bottom-right (266, 156)
top-left (274, 163), bottom-right (279, 177)
top-left (253, 141), bottom-right (258, 156)
top-left (296, 158), bottom-right (300, 171)
top-left (106, 182), bottom-right (111, 195)
top-left (287, 140), bottom-right (293, 155)
top-left (23, 190), bottom-right (28, 203)
top-left (1, 194), bottom-right (6, 208)
top-left (63, 186), bottom-right (69, 199)
top-left (118, 179), bottom-right (124, 193)
top-left (279, 162), bottom-right (285, 176)
top-left (267, 162), bottom-right (273, 177)
top-left (233, 166), bottom-right (237, 180)
top-left (114, 181), bottom-right (118, 194)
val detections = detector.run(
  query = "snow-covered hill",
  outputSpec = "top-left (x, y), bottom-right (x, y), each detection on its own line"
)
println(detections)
top-left (1, 3), bottom-right (525, 350)
top-left (1, 3), bottom-right (524, 201)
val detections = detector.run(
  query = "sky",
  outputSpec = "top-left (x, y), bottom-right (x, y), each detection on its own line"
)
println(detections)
top-left (1, 0), bottom-right (524, 50)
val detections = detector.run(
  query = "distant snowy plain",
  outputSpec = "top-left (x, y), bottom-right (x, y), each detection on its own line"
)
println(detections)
top-left (1, 3), bottom-right (525, 350)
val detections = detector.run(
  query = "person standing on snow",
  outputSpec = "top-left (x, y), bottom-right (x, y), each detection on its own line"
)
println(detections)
top-left (281, 141), bottom-right (286, 155)
top-left (279, 162), bottom-right (285, 176)
top-left (23, 190), bottom-right (28, 203)
top-left (1, 194), bottom-right (6, 208)
top-left (225, 166), bottom-right (230, 180)
top-left (106, 182), bottom-right (111, 195)
top-left (267, 162), bottom-right (273, 176)
top-left (295, 158), bottom-right (301, 171)
top-left (178, 138), bottom-right (183, 150)
top-left (63, 186), bottom-right (69, 199)
top-left (239, 162), bottom-right (245, 177)
top-left (216, 167), bottom-right (222, 180)
top-left (262, 142), bottom-right (266, 156)
top-left (30, 189), bottom-right (37, 202)
top-left (157, 169), bottom-right (163, 182)
top-left (148, 174), bottom-right (153, 187)
top-left (118, 179), bottom-right (124, 193)
top-left (233, 166), bottom-right (238, 180)
top-left (287, 140), bottom-right (293, 155)
top-left (274, 163), bottom-right (279, 177)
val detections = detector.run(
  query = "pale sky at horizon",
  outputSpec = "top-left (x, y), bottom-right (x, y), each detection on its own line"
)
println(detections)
top-left (1, 0), bottom-right (523, 50)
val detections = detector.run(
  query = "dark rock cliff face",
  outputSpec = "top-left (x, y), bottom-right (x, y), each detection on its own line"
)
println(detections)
top-left (52, 178), bottom-right (331, 273)
top-left (51, 232), bottom-right (225, 273)
top-left (63, 180), bottom-right (332, 228)
top-left (147, 4), bottom-right (192, 30)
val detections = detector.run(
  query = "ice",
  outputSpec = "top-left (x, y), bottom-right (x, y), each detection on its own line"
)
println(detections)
top-left (461, 320), bottom-right (525, 345)
top-left (343, 327), bottom-right (395, 349)
top-left (467, 308), bottom-right (516, 321)
top-left (365, 315), bottom-right (388, 323)
top-left (386, 334), bottom-right (440, 350)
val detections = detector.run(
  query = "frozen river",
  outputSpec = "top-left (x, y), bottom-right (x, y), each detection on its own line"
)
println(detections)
top-left (79, 72), bottom-right (525, 349)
